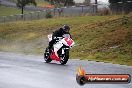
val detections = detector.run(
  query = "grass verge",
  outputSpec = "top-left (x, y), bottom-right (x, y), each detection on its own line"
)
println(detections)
top-left (0, 15), bottom-right (132, 65)
top-left (0, 5), bottom-right (30, 16)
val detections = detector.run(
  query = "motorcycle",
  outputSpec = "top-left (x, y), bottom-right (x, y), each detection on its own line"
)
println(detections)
top-left (44, 34), bottom-right (75, 65)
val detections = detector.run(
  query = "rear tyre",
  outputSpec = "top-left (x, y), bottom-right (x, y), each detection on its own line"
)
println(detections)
top-left (60, 50), bottom-right (69, 65)
top-left (44, 48), bottom-right (52, 63)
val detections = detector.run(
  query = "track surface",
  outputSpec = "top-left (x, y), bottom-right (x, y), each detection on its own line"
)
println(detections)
top-left (0, 52), bottom-right (132, 88)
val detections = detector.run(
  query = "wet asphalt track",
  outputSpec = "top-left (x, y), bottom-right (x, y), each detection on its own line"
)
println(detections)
top-left (0, 52), bottom-right (132, 88)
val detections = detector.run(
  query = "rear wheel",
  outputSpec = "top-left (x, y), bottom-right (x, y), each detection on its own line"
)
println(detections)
top-left (44, 48), bottom-right (52, 63)
top-left (60, 50), bottom-right (69, 65)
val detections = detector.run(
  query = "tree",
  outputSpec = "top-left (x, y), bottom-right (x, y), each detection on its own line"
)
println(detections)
top-left (64, 0), bottom-right (75, 6)
top-left (45, 0), bottom-right (74, 6)
top-left (0, 0), bottom-right (1, 6)
top-left (45, 0), bottom-right (54, 5)
top-left (109, 0), bottom-right (121, 3)
top-left (84, 0), bottom-right (91, 5)
top-left (109, 0), bottom-right (132, 14)
top-left (95, 0), bottom-right (98, 13)
top-left (16, 0), bottom-right (37, 15)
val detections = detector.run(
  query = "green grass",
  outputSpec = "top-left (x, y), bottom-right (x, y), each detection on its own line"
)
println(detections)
top-left (0, 15), bottom-right (132, 66)
top-left (70, 15), bottom-right (132, 66)
top-left (35, 0), bottom-right (50, 7)
top-left (9, 0), bottom-right (50, 7)
top-left (0, 5), bottom-right (29, 16)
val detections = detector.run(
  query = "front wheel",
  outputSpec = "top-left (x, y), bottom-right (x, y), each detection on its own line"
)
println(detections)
top-left (60, 50), bottom-right (69, 65)
top-left (44, 48), bottom-right (52, 63)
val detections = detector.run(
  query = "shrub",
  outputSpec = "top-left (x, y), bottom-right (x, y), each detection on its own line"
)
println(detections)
top-left (45, 11), bottom-right (53, 18)
top-left (98, 7), bottom-right (111, 16)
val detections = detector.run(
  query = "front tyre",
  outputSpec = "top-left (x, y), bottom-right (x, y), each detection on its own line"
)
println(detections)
top-left (60, 50), bottom-right (69, 65)
top-left (44, 48), bottom-right (52, 63)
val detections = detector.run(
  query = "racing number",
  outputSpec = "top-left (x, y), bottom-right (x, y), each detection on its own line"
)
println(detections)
top-left (64, 38), bottom-right (73, 46)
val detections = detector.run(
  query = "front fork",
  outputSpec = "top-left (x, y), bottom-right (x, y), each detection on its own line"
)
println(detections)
top-left (60, 48), bottom-right (69, 59)
top-left (62, 48), bottom-right (65, 55)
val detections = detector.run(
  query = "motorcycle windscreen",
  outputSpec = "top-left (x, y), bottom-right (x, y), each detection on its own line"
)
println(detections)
top-left (62, 34), bottom-right (71, 38)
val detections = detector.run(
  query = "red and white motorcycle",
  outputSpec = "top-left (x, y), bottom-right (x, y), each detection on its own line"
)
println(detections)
top-left (44, 34), bottom-right (75, 65)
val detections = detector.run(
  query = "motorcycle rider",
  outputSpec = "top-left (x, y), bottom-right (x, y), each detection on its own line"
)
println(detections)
top-left (48, 25), bottom-right (71, 58)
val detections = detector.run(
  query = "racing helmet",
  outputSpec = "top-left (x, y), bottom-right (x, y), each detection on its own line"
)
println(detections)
top-left (62, 25), bottom-right (70, 32)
